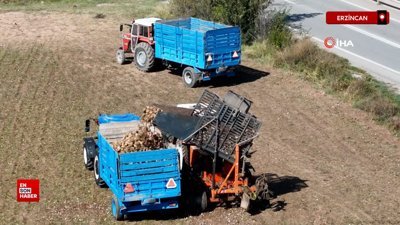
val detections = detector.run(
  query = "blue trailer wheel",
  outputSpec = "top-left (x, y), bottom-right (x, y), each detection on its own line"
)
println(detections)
top-left (182, 67), bottom-right (199, 88)
top-left (111, 195), bottom-right (123, 221)
top-left (94, 155), bottom-right (107, 188)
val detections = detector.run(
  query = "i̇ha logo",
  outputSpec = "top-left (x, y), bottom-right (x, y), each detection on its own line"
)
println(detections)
top-left (324, 37), bottom-right (354, 49)
top-left (17, 179), bottom-right (40, 202)
top-left (324, 37), bottom-right (336, 48)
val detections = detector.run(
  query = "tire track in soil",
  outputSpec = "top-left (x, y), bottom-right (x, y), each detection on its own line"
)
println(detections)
top-left (21, 52), bottom-right (59, 174)
top-left (6, 46), bottom-right (41, 175)
top-left (17, 52), bottom-right (64, 224)
top-left (286, 107), bottom-right (392, 220)
top-left (288, 102), bottom-right (400, 216)
top-left (1, 46), bottom-right (51, 224)
top-left (9, 46), bottom-right (39, 137)
top-left (0, 46), bottom-right (11, 134)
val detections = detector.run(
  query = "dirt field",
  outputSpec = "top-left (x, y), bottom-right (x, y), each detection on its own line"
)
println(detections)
top-left (1, 11), bottom-right (400, 225)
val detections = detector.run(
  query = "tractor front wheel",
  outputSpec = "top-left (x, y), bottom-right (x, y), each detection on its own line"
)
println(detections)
top-left (134, 42), bottom-right (155, 72)
top-left (83, 146), bottom-right (94, 170)
top-left (116, 49), bottom-right (126, 65)
top-left (182, 67), bottom-right (199, 88)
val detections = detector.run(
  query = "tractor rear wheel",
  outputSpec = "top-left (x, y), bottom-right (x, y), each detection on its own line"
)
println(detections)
top-left (94, 155), bottom-right (107, 188)
top-left (116, 49), bottom-right (126, 65)
top-left (134, 42), bottom-right (155, 72)
top-left (182, 67), bottom-right (199, 88)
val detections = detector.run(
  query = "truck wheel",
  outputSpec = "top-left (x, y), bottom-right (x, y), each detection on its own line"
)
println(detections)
top-left (111, 195), bottom-right (124, 221)
top-left (94, 155), bottom-right (107, 188)
top-left (83, 146), bottom-right (94, 170)
top-left (134, 42), bottom-right (155, 72)
top-left (116, 49), bottom-right (126, 65)
top-left (182, 67), bottom-right (199, 88)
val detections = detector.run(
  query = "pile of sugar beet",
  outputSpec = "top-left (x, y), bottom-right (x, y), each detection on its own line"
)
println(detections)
top-left (112, 106), bottom-right (164, 153)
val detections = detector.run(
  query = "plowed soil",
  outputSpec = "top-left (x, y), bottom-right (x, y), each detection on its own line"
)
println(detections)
top-left (1, 11), bottom-right (400, 225)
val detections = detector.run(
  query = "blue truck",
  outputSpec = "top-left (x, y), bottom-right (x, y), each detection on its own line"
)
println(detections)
top-left (83, 113), bottom-right (181, 220)
top-left (117, 17), bottom-right (241, 87)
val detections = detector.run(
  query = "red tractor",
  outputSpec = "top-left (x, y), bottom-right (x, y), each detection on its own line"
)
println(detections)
top-left (116, 18), bottom-right (161, 72)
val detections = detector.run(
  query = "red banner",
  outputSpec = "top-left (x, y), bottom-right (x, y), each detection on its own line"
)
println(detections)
top-left (326, 11), bottom-right (390, 25)
top-left (17, 179), bottom-right (40, 202)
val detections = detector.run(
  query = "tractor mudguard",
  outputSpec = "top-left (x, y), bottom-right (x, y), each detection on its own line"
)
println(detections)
top-left (83, 137), bottom-right (97, 160)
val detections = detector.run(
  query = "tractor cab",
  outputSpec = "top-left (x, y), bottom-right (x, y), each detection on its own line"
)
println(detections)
top-left (116, 18), bottom-right (161, 69)
top-left (119, 17), bottom-right (161, 53)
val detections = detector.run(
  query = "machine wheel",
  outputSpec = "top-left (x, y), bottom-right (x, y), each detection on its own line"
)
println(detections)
top-left (83, 145), bottom-right (94, 170)
top-left (240, 192), bottom-right (251, 212)
top-left (196, 190), bottom-right (208, 212)
top-left (182, 67), bottom-right (199, 88)
top-left (182, 145), bottom-right (190, 167)
top-left (94, 155), bottom-right (107, 188)
top-left (111, 195), bottom-right (124, 221)
top-left (116, 49), bottom-right (126, 65)
top-left (134, 42), bottom-right (155, 72)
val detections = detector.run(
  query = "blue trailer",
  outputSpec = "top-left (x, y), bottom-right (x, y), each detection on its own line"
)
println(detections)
top-left (117, 17), bottom-right (241, 88)
top-left (83, 113), bottom-right (181, 220)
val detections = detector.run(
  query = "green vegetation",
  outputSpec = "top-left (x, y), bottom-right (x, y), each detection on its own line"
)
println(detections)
top-left (170, 0), bottom-right (268, 43)
top-left (0, 0), bottom-right (162, 17)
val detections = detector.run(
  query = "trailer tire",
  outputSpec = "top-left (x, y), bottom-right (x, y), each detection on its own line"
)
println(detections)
top-left (111, 195), bottom-right (124, 221)
top-left (94, 155), bottom-right (107, 188)
top-left (134, 42), bottom-right (155, 72)
top-left (182, 67), bottom-right (199, 88)
top-left (116, 49), bottom-right (126, 65)
top-left (83, 146), bottom-right (94, 170)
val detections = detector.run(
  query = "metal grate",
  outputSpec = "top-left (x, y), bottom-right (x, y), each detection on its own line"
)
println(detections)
top-left (189, 90), bottom-right (261, 163)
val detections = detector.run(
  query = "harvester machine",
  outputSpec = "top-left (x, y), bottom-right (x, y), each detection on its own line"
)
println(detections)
top-left (154, 90), bottom-right (271, 212)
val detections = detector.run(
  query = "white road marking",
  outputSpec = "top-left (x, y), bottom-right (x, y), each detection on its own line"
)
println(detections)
top-left (312, 36), bottom-right (400, 75)
top-left (340, 0), bottom-right (400, 23)
top-left (344, 25), bottom-right (400, 49)
top-left (283, 0), bottom-right (295, 4)
top-left (340, 0), bottom-right (371, 11)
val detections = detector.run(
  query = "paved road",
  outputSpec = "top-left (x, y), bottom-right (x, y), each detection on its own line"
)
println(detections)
top-left (273, 0), bottom-right (400, 91)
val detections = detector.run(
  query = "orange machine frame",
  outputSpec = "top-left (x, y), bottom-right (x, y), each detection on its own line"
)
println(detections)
top-left (189, 144), bottom-right (256, 203)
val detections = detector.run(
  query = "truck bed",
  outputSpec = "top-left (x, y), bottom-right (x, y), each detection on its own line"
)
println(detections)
top-left (154, 17), bottom-right (241, 70)
top-left (96, 114), bottom-right (181, 212)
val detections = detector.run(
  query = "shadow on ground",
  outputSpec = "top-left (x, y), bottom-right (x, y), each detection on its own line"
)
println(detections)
top-left (124, 209), bottom-right (186, 222)
top-left (206, 65), bottom-right (270, 88)
top-left (121, 173), bottom-right (307, 221)
top-left (286, 13), bottom-right (323, 23)
top-left (248, 173), bottom-right (308, 215)
top-left (286, 12), bottom-right (322, 32)
top-left (122, 60), bottom-right (269, 87)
